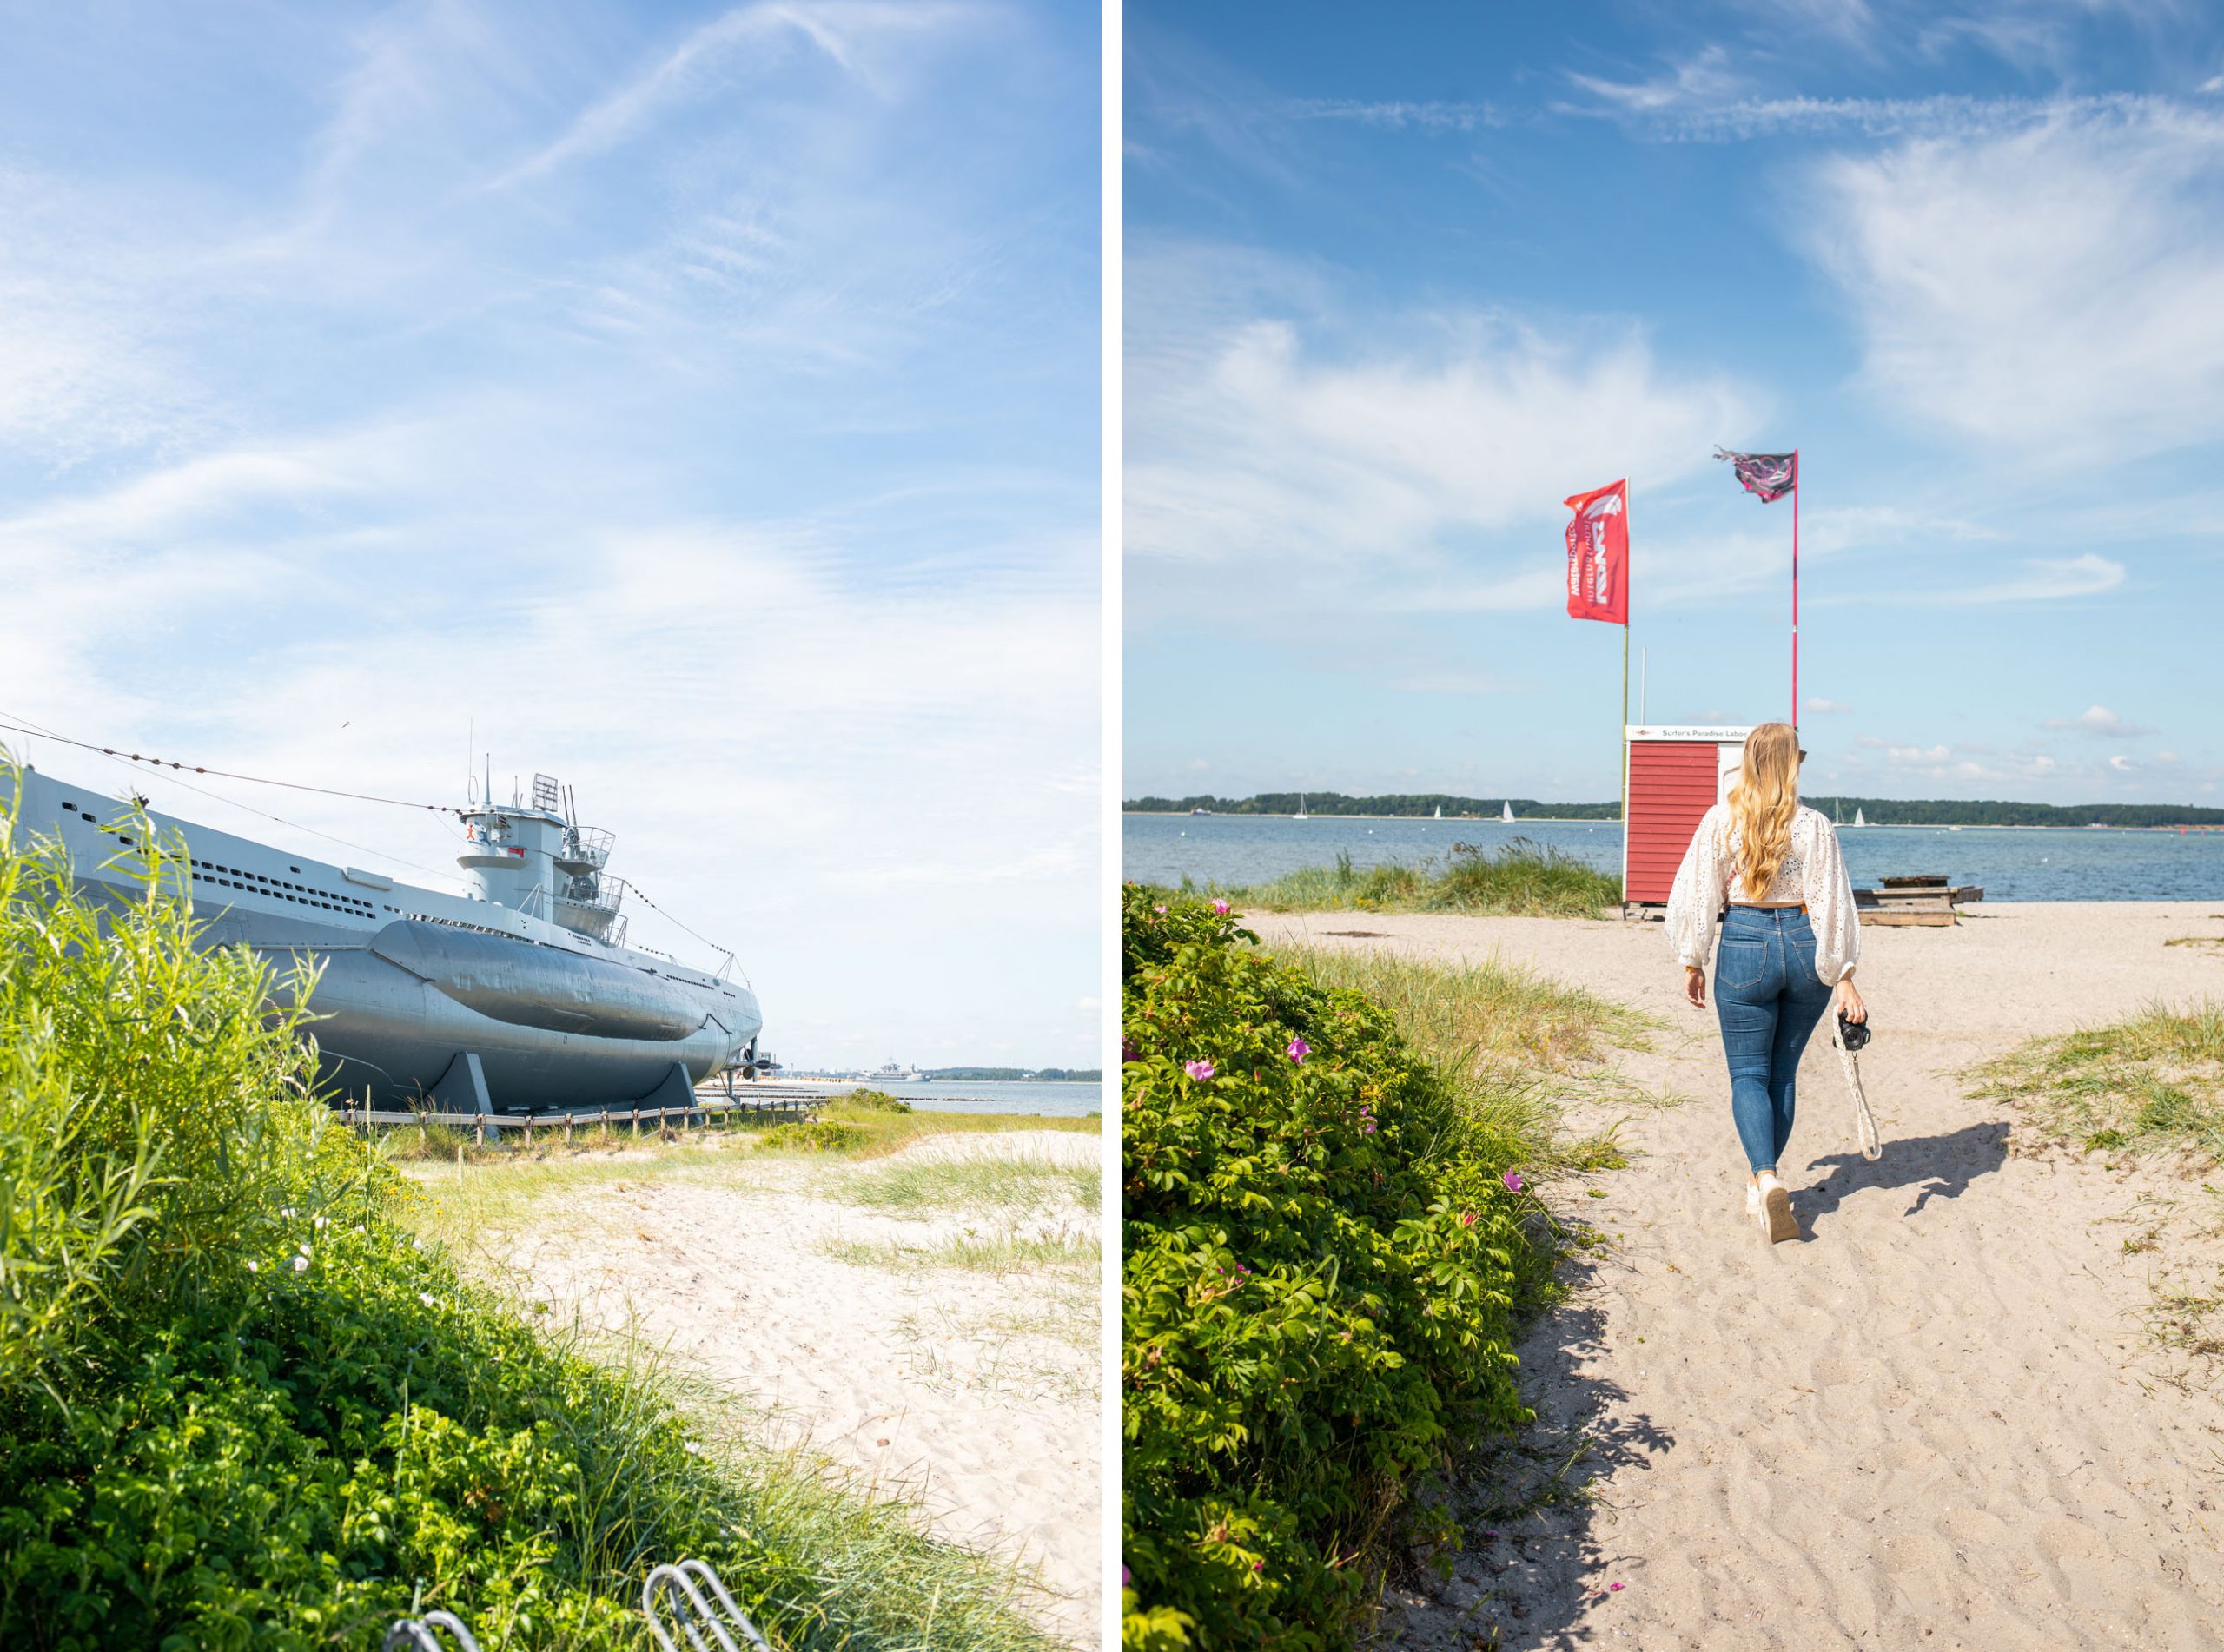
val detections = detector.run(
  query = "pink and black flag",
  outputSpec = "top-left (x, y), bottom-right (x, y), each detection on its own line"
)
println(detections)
top-left (1563, 479), bottom-right (1628, 624)
top-left (1716, 447), bottom-right (1797, 502)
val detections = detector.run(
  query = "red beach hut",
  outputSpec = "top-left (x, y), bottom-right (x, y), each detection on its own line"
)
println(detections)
top-left (1623, 725), bottom-right (1753, 915)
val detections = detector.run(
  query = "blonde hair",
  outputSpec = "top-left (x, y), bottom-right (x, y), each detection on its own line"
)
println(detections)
top-left (1729, 722), bottom-right (1801, 895)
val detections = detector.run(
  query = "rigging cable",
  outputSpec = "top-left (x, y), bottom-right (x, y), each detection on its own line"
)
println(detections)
top-left (0, 711), bottom-right (473, 890)
top-left (0, 716), bottom-right (469, 816)
top-left (3, 713), bottom-right (735, 955)
top-left (625, 881), bottom-right (742, 981)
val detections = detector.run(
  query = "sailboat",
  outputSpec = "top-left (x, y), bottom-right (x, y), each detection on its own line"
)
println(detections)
top-left (1500, 801), bottom-right (1515, 823)
top-left (1853, 807), bottom-right (1866, 828)
top-left (1294, 794), bottom-right (1308, 820)
top-left (1433, 805), bottom-right (1442, 819)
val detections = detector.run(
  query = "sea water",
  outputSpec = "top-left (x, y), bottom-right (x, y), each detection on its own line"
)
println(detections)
top-left (1124, 814), bottom-right (2224, 903)
top-left (856, 1079), bottom-right (1102, 1117)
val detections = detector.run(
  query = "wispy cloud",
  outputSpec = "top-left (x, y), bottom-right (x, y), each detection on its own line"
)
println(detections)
top-left (1127, 245), bottom-right (1757, 581)
top-left (489, 2), bottom-right (977, 188)
top-left (2042, 704), bottom-right (2154, 737)
top-left (1936, 553), bottom-right (2128, 603)
top-left (1287, 97), bottom-right (1503, 133)
top-left (1804, 104), bottom-right (2224, 459)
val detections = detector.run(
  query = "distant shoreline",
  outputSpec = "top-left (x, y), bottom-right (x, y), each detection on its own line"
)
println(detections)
top-left (1124, 811), bottom-right (2224, 833)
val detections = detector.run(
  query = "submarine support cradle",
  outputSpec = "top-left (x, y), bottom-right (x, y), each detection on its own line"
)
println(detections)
top-left (427, 1051), bottom-right (500, 1140)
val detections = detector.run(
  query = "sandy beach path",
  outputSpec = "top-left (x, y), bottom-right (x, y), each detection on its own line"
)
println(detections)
top-left (422, 1128), bottom-right (1100, 1645)
top-left (1252, 902), bottom-right (2224, 1651)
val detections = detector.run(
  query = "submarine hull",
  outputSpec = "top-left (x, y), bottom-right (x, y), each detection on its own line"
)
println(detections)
top-left (213, 915), bottom-right (764, 1110)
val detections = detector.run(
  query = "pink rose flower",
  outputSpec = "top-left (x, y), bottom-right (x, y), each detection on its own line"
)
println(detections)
top-left (1287, 1036), bottom-right (1309, 1063)
top-left (1184, 1059), bottom-right (1215, 1081)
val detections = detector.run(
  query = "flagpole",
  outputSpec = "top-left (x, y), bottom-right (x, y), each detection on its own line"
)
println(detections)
top-left (1621, 484), bottom-right (1632, 876)
top-left (1791, 448), bottom-right (1800, 730)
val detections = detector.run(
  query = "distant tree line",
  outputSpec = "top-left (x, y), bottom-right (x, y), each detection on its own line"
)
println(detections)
top-left (1125, 792), bottom-right (2224, 828)
top-left (1125, 792), bottom-right (1622, 820)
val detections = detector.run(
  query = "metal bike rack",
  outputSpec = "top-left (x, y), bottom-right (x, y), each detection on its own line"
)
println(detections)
top-left (381, 1612), bottom-right (481, 1652)
top-left (643, 1559), bottom-right (771, 1652)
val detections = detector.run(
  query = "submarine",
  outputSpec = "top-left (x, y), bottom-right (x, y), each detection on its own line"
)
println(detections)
top-left (10, 761), bottom-right (764, 1113)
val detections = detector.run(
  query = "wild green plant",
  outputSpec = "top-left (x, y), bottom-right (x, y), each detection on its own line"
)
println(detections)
top-left (1121, 889), bottom-right (1562, 1651)
top-left (0, 776), bottom-right (329, 1400)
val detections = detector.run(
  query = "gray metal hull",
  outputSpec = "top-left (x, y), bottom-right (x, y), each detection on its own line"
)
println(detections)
top-left (204, 909), bottom-right (763, 1110)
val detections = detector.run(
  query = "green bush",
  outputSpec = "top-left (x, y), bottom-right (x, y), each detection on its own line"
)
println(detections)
top-left (755, 1120), bottom-right (869, 1153)
top-left (832, 1090), bottom-right (914, 1114)
top-left (0, 780), bottom-right (1047, 1650)
top-left (1120, 888), bottom-right (1553, 1650)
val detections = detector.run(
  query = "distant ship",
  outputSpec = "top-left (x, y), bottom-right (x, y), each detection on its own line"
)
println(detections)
top-left (11, 763), bottom-right (764, 1113)
top-left (864, 1061), bottom-right (924, 1085)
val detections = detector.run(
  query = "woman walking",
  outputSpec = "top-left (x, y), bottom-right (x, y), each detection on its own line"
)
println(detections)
top-left (1665, 722), bottom-right (1867, 1243)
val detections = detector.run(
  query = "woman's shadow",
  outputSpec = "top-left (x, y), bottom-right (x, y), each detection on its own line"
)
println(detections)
top-left (1791, 1119), bottom-right (2010, 1232)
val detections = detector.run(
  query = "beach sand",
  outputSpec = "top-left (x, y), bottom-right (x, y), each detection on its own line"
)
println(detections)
top-left (1250, 901), bottom-right (2224, 1650)
top-left (422, 1128), bottom-right (1101, 1645)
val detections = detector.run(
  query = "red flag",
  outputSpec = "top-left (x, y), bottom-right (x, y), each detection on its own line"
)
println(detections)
top-left (1564, 479), bottom-right (1628, 624)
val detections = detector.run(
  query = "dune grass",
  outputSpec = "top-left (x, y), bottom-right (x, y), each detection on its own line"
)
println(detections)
top-left (373, 1094), bottom-right (1095, 1169)
top-left (1969, 1000), bottom-right (2224, 1159)
top-left (823, 1231), bottom-right (1101, 1274)
top-left (836, 1153), bottom-right (1099, 1218)
top-left (1148, 838), bottom-right (1621, 918)
top-left (1277, 942), bottom-right (1653, 1074)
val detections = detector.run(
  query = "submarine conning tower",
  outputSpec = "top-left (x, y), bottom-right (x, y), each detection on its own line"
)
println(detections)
top-left (457, 772), bottom-right (627, 945)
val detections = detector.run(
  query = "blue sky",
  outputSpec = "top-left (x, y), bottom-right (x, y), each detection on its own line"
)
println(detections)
top-left (1125, 0), bottom-right (2224, 807)
top-left (0, 0), bottom-right (1098, 1067)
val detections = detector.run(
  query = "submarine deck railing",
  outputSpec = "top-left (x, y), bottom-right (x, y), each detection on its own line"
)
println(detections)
top-left (334, 1087), bottom-right (830, 1140)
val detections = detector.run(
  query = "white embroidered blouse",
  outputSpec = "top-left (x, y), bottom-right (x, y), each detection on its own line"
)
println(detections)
top-left (1664, 803), bottom-right (1862, 984)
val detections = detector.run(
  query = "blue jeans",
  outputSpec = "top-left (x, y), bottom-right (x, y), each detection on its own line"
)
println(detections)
top-left (1713, 906), bottom-right (1836, 1173)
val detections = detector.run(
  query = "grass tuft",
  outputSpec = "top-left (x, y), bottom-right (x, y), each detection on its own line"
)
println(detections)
top-left (1969, 1000), bottom-right (2224, 1160)
top-left (837, 1155), bottom-right (1098, 1217)
top-left (824, 1232), bottom-right (1101, 1274)
top-left (1143, 838), bottom-right (1621, 918)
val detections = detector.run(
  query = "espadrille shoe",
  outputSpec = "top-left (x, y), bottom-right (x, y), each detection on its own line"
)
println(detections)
top-left (1756, 1173), bottom-right (1798, 1244)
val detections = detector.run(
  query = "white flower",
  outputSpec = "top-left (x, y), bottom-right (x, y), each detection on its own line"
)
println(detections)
top-left (314, 1216), bottom-right (328, 1231)
top-left (685, 1442), bottom-right (701, 1456)
top-left (281, 1206), bottom-right (295, 1218)
top-left (297, 1243), bottom-right (311, 1257)
top-left (247, 1260), bottom-right (259, 1273)
top-left (412, 1238), bottom-right (425, 1251)
top-left (420, 1292), bottom-right (436, 1307)
top-left (292, 1256), bottom-right (309, 1273)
